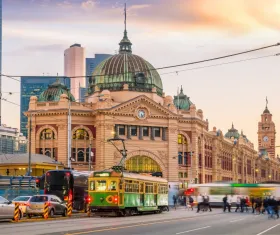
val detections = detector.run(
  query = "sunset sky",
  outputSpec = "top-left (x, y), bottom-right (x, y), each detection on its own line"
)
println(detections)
top-left (2, 0), bottom-right (280, 153)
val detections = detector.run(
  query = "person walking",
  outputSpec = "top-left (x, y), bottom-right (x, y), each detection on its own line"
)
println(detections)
top-left (189, 196), bottom-right (194, 211)
top-left (197, 194), bottom-right (203, 213)
top-left (228, 195), bottom-right (233, 212)
top-left (235, 196), bottom-right (241, 212)
top-left (251, 196), bottom-right (255, 213)
top-left (173, 194), bottom-right (177, 210)
top-left (205, 195), bottom-right (212, 212)
top-left (223, 194), bottom-right (228, 212)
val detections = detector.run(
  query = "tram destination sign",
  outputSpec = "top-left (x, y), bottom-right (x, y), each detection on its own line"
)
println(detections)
top-left (94, 172), bottom-right (111, 177)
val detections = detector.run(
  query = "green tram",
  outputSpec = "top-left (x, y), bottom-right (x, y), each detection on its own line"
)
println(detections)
top-left (88, 170), bottom-right (169, 216)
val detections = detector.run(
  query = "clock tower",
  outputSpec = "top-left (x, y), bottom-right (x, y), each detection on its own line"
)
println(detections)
top-left (258, 98), bottom-right (276, 157)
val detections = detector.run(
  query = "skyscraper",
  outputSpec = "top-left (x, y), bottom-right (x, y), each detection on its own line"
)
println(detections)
top-left (20, 76), bottom-right (70, 137)
top-left (86, 54), bottom-right (112, 87)
top-left (64, 44), bottom-right (85, 100)
top-left (0, 0), bottom-right (3, 125)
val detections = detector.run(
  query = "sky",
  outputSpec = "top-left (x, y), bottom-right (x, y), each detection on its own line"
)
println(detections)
top-left (2, 0), bottom-right (280, 153)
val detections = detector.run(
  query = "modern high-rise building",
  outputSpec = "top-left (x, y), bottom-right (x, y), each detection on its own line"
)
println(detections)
top-left (86, 54), bottom-right (112, 87)
top-left (0, 125), bottom-right (27, 154)
top-left (20, 76), bottom-right (70, 137)
top-left (64, 44), bottom-right (85, 100)
top-left (0, 0), bottom-right (3, 125)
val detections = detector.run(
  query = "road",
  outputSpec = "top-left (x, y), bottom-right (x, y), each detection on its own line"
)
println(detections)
top-left (1, 209), bottom-right (280, 235)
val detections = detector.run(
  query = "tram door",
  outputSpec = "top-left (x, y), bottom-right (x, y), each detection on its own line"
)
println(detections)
top-left (118, 179), bottom-right (124, 206)
top-left (140, 182), bottom-right (144, 206)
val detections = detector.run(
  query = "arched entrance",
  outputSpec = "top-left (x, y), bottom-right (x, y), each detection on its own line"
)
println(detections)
top-left (125, 155), bottom-right (161, 174)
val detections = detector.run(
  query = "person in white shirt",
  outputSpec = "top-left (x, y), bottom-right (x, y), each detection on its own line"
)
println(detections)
top-left (235, 196), bottom-right (241, 212)
top-left (196, 194), bottom-right (203, 213)
top-left (227, 195), bottom-right (233, 212)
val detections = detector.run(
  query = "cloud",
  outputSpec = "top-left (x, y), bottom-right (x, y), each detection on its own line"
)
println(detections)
top-left (25, 44), bottom-right (66, 51)
top-left (81, 0), bottom-right (97, 10)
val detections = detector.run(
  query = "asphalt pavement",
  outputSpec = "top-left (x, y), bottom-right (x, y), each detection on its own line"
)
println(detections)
top-left (1, 208), bottom-right (280, 235)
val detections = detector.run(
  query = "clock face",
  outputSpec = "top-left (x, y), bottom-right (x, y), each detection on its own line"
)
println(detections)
top-left (138, 110), bottom-right (146, 119)
top-left (263, 136), bottom-right (269, 142)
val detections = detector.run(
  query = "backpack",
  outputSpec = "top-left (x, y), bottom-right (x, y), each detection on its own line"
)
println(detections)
top-left (189, 197), bottom-right (194, 203)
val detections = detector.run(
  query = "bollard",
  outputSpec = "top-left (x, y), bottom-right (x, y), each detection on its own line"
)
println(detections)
top-left (43, 202), bottom-right (49, 219)
top-left (67, 201), bottom-right (72, 217)
top-left (86, 203), bottom-right (91, 217)
top-left (13, 203), bottom-right (20, 222)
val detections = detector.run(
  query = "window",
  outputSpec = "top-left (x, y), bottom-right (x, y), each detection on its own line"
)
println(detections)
top-left (143, 127), bottom-right (149, 136)
top-left (89, 181), bottom-right (95, 191)
top-left (178, 152), bottom-right (183, 164)
top-left (30, 196), bottom-right (48, 202)
top-left (0, 196), bottom-right (8, 203)
top-left (131, 126), bottom-right (137, 136)
top-left (96, 180), bottom-right (107, 191)
top-left (145, 183), bottom-right (154, 193)
top-left (119, 125), bottom-right (125, 135)
top-left (184, 172), bottom-right (187, 178)
top-left (40, 129), bottom-right (55, 140)
top-left (109, 181), bottom-right (117, 191)
top-left (178, 134), bottom-right (182, 144)
top-left (178, 172), bottom-right (183, 178)
top-left (73, 129), bottom-right (89, 140)
top-left (154, 127), bottom-right (160, 137)
top-left (77, 149), bottom-right (85, 162)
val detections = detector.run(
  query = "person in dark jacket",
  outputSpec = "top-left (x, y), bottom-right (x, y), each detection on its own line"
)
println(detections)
top-left (263, 197), bottom-right (269, 214)
top-left (251, 196), bottom-right (255, 213)
top-left (223, 195), bottom-right (230, 212)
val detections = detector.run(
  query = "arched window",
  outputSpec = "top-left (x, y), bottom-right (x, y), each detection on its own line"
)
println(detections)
top-left (73, 129), bottom-right (89, 140)
top-left (40, 129), bottom-right (55, 140)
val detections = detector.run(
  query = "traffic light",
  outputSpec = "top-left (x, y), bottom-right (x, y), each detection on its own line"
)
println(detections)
top-left (6, 169), bottom-right (10, 176)
top-left (35, 178), bottom-right (40, 188)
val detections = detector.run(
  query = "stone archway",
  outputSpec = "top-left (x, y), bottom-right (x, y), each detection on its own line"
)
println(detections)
top-left (178, 131), bottom-right (191, 151)
top-left (124, 150), bottom-right (167, 178)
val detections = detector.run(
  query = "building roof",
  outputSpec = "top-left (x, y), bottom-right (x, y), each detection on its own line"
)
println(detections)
top-left (173, 86), bottom-right (193, 110)
top-left (38, 78), bottom-right (75, 102)
top-left (88, 27), bottom-right (163, 96)
top-left (0, 154), bottom-right (63, 165)
top-left (224, 123), bottom-right (240, 140)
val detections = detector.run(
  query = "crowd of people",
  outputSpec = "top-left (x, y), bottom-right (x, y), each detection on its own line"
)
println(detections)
top-left (173, 194), bottom-right (280, 219)
top-left (222, 195), bottom-right (280, 219)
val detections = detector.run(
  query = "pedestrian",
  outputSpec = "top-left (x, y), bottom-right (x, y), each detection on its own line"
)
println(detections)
top-left (223, 194), bottom-right (228, 212)
top-left (205, 194), bottom-right (212, 212)
top-left (241, 196), bottom-right (246, 212)
top-left (197, 194), bottom-right (203, 213)
top-left (173, 194), bottom-right (177, 210)
top-left (263, 197), bottom-right (269, 214)
top-left (189, 196), bottom-right (194, 211)
top-left (235, 196), bottom-right (241, 212)
top-left (250, 196), bottom-right (255, 213)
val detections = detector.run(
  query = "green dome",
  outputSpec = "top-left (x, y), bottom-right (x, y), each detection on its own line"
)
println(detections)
top-left (173, 86), bottom-right (192, 110)
top-left (224, 123), bottom-right (240, 140)
top-left (38, 79), bottom-right (75, 102)
top-left (88, 30), bottom-right (163, 96)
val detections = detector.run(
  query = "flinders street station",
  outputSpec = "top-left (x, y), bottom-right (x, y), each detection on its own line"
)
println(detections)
top-left (26, 26), bottom-right (280, 187)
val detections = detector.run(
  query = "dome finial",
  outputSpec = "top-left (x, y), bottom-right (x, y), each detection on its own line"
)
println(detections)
top-left (180, 85), bottom-right (183, 94)
top-left (266, 96), bottom-right (268, 109)
top-left (232, 122), bottom-right (234, 129)
top-left (119, 3), bottom-right (132, 54)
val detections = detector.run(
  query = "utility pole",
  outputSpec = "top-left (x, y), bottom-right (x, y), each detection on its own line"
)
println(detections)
top-left (88, 138), bottom-right (92, 171)
top-left (28, 114), bottom-right (32, 176)
top-left (67, 98), bottom-right (71, 169)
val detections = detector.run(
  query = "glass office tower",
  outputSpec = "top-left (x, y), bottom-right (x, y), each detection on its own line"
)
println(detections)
top-left (20, 76), bottom-right (70, 137)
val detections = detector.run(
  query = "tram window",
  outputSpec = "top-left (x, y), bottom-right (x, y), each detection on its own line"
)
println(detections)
top-left (96, 180), bottom-right (107, 191)
top-left (109, 181), bottom-right (117, 191)
top-left (145, 183), bottom-right (153, 193)
top-left (90, 181), bottom-right (95, 191)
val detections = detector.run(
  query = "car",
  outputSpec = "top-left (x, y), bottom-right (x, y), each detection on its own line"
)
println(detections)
top-left (0, 196), bottom-right (16, 220)
top-left (12, 196), bottom-right (32, 216)
top-left (26, 195), bottom-right (67, 218)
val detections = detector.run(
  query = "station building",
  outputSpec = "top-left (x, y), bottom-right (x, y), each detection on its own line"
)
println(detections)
top-left (25, 26), bottom-right (280, 187)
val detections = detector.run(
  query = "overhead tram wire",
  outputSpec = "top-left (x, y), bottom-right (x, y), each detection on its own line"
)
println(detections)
top-left (160, 54), bottom-right (279, 76)
top-left (0, 42), bottom-right (279, 80)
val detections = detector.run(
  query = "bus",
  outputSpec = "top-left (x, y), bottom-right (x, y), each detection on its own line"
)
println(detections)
top-left (185, 183), bottom-right (280, 206)
top-left (43, 170), bottom-right (93, 211)
top-left (88, 169), bottom-right (169, 216)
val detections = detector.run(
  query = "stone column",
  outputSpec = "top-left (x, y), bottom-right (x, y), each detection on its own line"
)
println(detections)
top-left (139, 126), bottom-right (143, 140)
top-left (57, 123), bottom-right (68, 166)
top-left (167, 125), bottom-right (179, 182)
top-left (201, 135), bottom-right (205, 183)
top-left (151, 127), bottom-right (155, 140)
